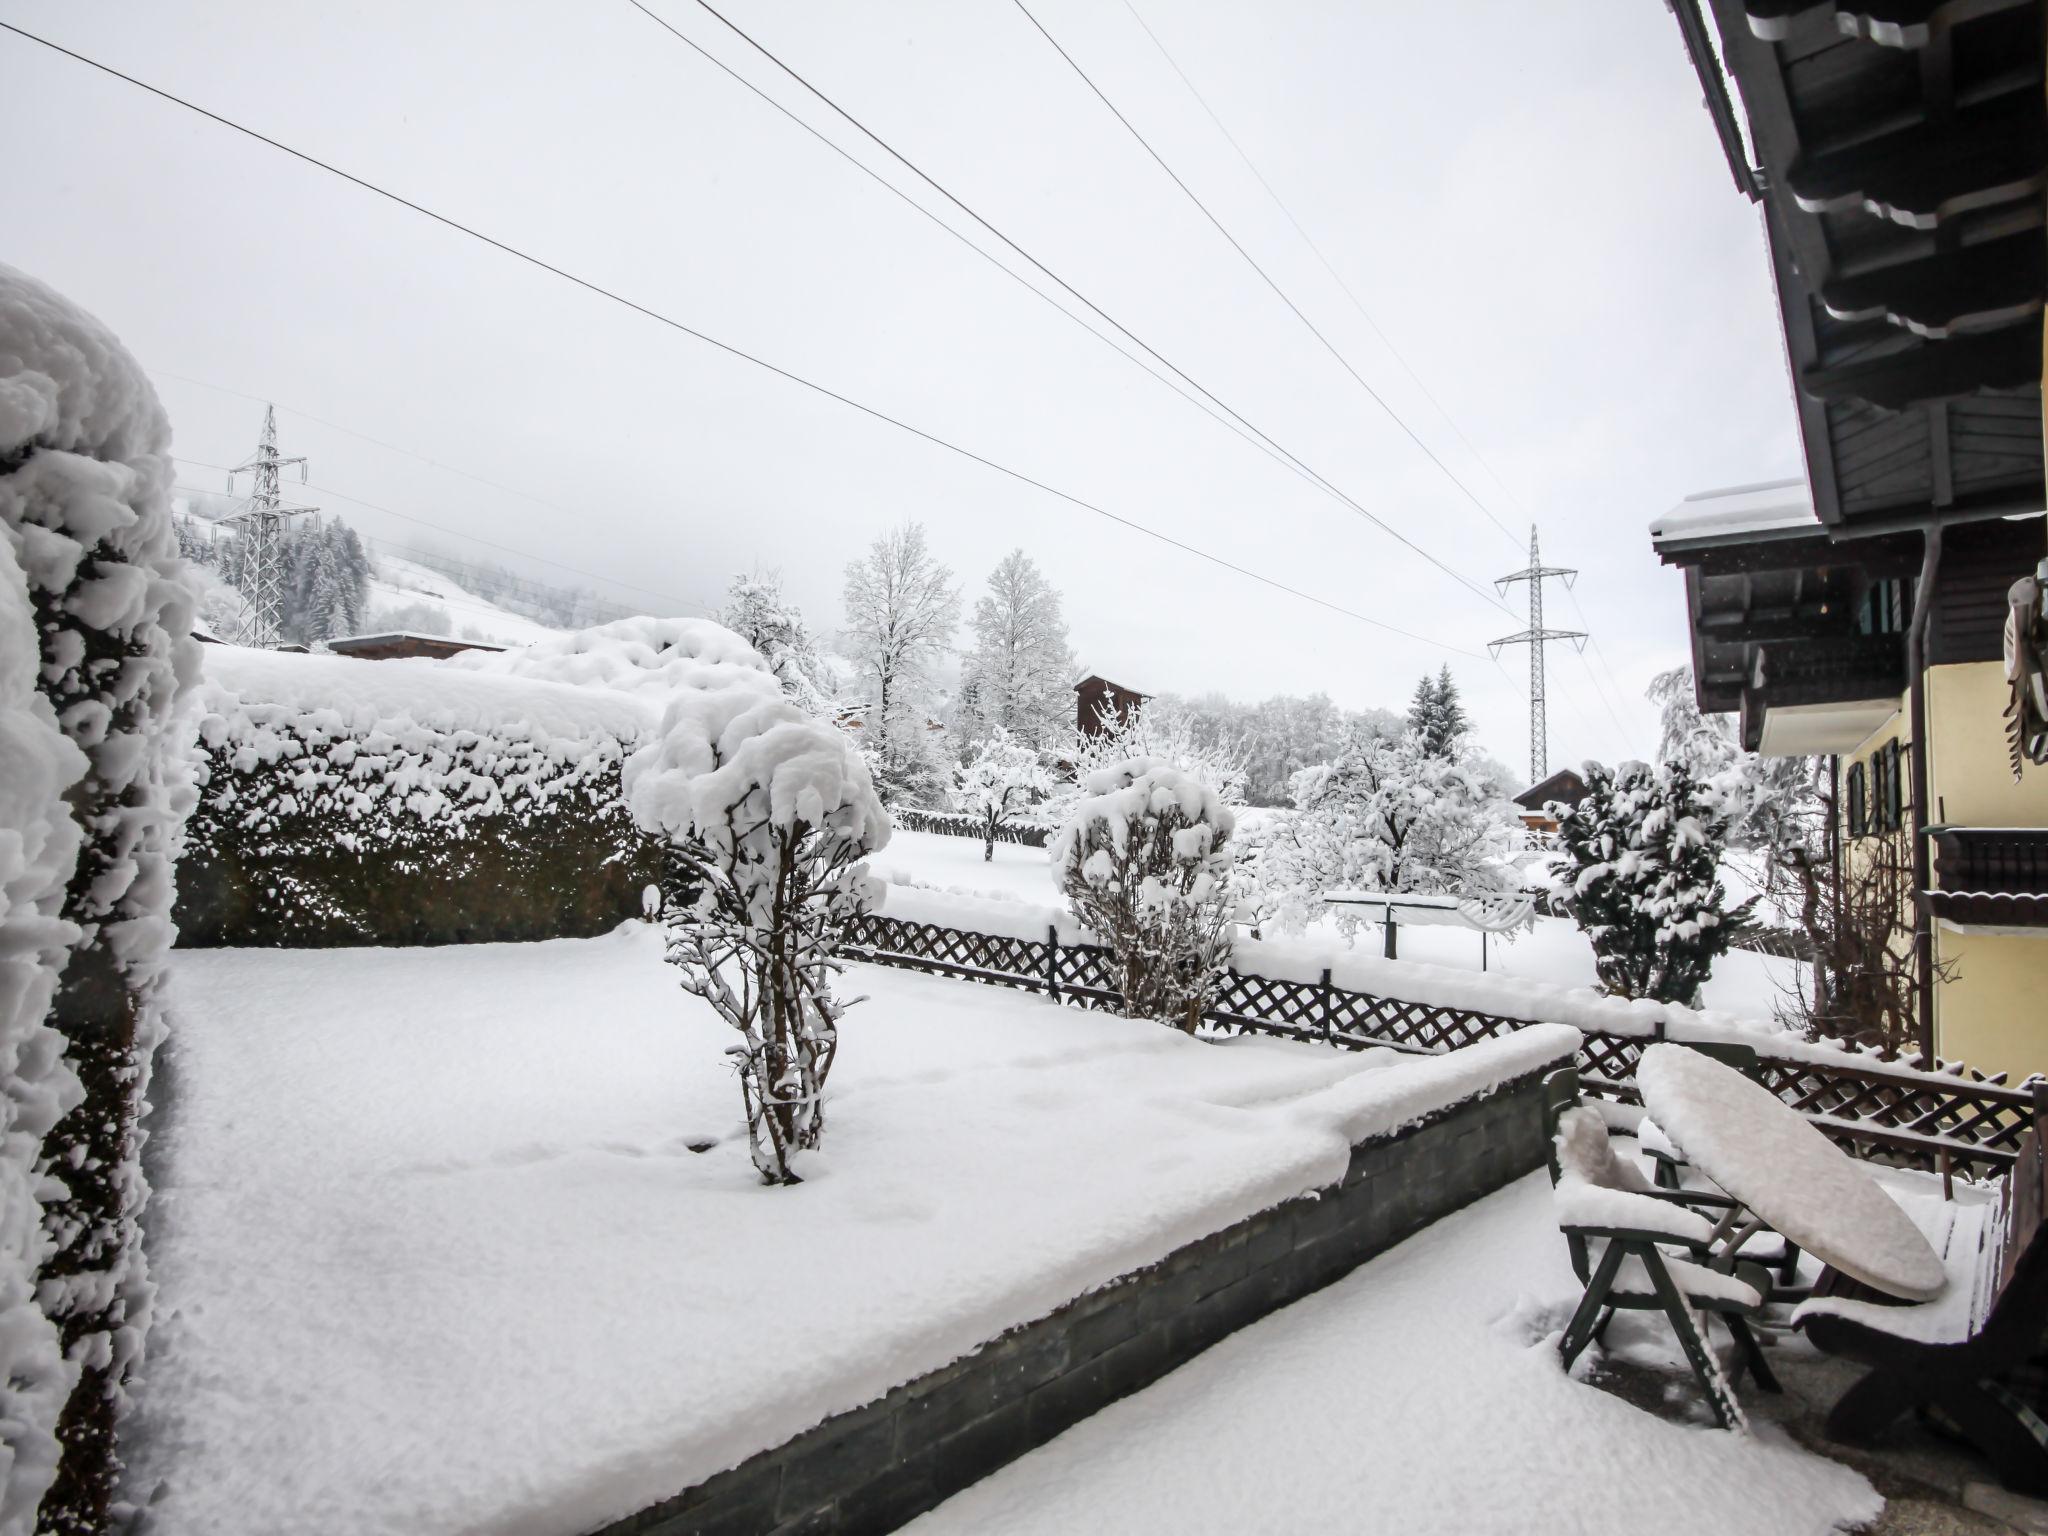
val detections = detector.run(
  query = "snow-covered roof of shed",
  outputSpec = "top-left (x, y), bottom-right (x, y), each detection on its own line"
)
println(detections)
top-left (1649, 478), bottom-right (1819, 549)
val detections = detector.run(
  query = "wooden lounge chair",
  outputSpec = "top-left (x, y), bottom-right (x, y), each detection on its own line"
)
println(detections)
top-left (1795, 1085), bottom-right (2048, 1495)
top-left (1543, 1067), bottom-right (1780, 1429)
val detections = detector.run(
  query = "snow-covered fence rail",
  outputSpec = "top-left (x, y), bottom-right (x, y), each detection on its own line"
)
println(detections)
top-left (848, 902), bottom-right (2037, 1177)
top-left (890, 806), bottom-right (1054, 848)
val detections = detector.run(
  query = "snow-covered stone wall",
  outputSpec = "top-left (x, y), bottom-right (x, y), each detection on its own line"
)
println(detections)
top-left (0, 262), bottom-right (201, 1533)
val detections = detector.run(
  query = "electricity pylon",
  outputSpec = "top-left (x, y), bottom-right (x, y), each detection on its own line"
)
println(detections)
top-left (223, 406), bottom-right (316, 648)
top-left (1489, 525), bottom-right (1585, 784)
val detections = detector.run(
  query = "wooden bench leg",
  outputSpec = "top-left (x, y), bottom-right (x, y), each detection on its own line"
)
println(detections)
top-left (1560, 1242), bottom-right (1626, 1371)
top-left (1826, 1366), bottom-right (1918, 1444)
top-left (1928, 1378), bottom-right (2048, 1498)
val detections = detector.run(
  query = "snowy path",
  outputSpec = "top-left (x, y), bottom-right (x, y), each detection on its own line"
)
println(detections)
top-left (134, 928), bottom-right (1418, 1536)
top-left (908, 1172), bottom-right (1879, 1536)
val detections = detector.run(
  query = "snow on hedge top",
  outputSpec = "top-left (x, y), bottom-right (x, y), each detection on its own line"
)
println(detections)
top-left (626, 686), bottom-right (889, 856)
top-left (0, 263), bottom-right (170, 471)
top-left (447, 615), bottom-right (779, 701)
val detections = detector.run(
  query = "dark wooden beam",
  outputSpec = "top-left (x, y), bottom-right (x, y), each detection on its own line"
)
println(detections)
top-left (1743, 0), bottom-right (2031, 49)
top-left (1801, 325), bottom-right (2042, 407)
top-left (1786, 90), bottom-right (2046, 230)
top-left (1819, 230), bottom-right (2046, 338)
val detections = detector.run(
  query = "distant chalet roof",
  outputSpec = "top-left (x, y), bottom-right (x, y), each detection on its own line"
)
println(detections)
top-left (1648, 479), bottom-right (1819, 552)
top-left (1073, 674), bottom-right (1147, 698)
top-left (327, 632), bottom-right (510, 661)
top-left (1513, 767), bottom-right (1590, 811)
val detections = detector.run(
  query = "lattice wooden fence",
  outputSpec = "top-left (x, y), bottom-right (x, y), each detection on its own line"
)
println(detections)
top-left (843, 911), bottom-right (2037, 1177)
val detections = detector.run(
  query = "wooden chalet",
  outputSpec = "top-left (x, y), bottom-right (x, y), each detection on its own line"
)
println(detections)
top-left (1658, 0), bottom-right (2048, 1081)
top-left (326, 631), bottom-right (509, 662)
top-left (1074, 674), bottom-right (1146, 737)
top-left (1512, 767), bottom-right (1591, 835)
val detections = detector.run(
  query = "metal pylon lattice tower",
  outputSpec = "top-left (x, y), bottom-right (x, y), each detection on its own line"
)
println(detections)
top-left (1489, 525), bottom-right (1586, 784)
top-left (223, 406), bottom-right (316, 648)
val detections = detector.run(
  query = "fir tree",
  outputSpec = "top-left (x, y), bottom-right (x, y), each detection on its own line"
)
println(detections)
top-left (1407, 666), bottom-right (1470, 758)
top-left (1549, 759), bottom-right (1754, 1006)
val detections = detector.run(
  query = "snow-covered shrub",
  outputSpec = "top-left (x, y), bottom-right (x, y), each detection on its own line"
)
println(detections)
top-left (0, 538), bottom-right (87, 1536)
top-left (0, 263), bottom-right (200, 1531)
top-left (1549, 760), bottom-right (1753, 1006)
top-left (1053, 758), bottom-right (1237, 1033)
top-left (447, 614), bottom-right (781, 700)
top-left (177, 648), bottom-right (664, 946)
top-left (628, 686), bottom-right (889, 1184)
top-left (1059, 696), bottom-right (1250, 815)
top-left (1249, 726), bottom-right (1517, 937)
top-left (952, 727), bottom-right (1051, 862)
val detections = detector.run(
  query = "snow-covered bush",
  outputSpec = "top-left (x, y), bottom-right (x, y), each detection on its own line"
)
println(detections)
top-left (1549, 760), bottom-right (1753, 1006)
top-left (1059, 696), bottom-right (1250, 817)
top-left (628, 686), bottom-right (889, 1184)
top-left (448, 613), bottom-right (780, 700)
top-left (0, 538), bottom-right (87, 1536)
top-left (0, 263), bottom-right (200, 1531)
top-left (1053, 758), bottom-right (1237, 1033)
top-left (1249, 726), bottom-right (1517, 937)
top-left (177, 648), bottom-right (662, 945)
top-left (952, 727), bottom-right (1051, 862)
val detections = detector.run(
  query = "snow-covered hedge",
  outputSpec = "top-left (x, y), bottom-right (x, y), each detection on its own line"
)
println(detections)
top-left (0, 263), bottom-right (201, 1531)
top-left (0, 539), bottom-right (87, 1535)
top-left (176, 648), bottom-right (667, 947)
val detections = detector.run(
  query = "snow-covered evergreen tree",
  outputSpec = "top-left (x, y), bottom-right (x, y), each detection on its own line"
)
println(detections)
top-left (0, 263), bottom-right (200, 1531)
top-left (841, 522), bottom-right (959, 807)
top-left (1549, 759), bottom-right (1753, 1006)
top-left (959, 550), bottom-right (1074, 750)
top-left (1053, 758), bottom-right (1237, 1032)
top-left (1249, 725), bottom-right (1517, 936)
top-left (1407, 666), bottom-right (1470, 758)
top-left (951, 726), bottom-right (1052, 861)
top-left (627, 684), bottom-right (889, 1185)
top-left (718, 569), bottom-right (830, 715)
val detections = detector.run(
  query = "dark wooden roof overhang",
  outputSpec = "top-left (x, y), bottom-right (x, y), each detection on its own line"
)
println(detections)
top-left (1660, 527), bottom-right (1918, 737)
top-left (1684, 0), bottom-right (2046, 535)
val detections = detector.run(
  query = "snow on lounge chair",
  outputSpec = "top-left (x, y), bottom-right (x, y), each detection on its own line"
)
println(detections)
top-left (1543, 1067), bottom-right (1780, 1429)
top-left (1793, 1084), bottom-right (2048, 1494)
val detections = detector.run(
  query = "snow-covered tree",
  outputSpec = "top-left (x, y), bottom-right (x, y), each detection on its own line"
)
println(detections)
top-left (1053, 758), bottom-right (1238, 1032)
top-left (627, 685), bottom-right (889, 1185)
top-left (1549, 759), bottom-right (1753, 1006)
top-left (1063, 696), bottom-right (1250, 812)
top-left (841, 522), bottom-right (959, 807)
top-left (1249, 726), bottom-right (1517, 936)
top-left (952, 726), bottom-right (1052, 861)
top-left (959, 550), bottom-right (1074, 749)
top-left (1407, 666), bottom-right (1470, 758)
top-left (0, 263), bottom-right (200, 1531)
top-left (719, 569), bottom-right (831, 715)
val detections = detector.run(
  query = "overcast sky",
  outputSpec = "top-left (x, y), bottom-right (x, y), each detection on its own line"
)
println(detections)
top-left (2, 0), bottom-right (1804, 778)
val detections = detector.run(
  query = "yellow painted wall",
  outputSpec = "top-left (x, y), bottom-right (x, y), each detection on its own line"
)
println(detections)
top-left (1924, 661), bottom-right (2048, 1082)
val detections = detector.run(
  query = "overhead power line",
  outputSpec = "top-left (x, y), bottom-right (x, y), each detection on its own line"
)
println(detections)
top-left (1011, 0), bottom-right (1514, 555)
top-left (1114, 0), bottom-right (1523, 554)
top-left (0, 25), bottom-right (1486, 657)
top-left (666, 0), bottom-right (1511, 615)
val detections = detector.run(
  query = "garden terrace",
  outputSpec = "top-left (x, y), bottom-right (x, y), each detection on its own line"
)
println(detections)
top-left (859, 884), bottom-right (2041, 1178)
top-left (134, 928), bottom-right (1567, 1536)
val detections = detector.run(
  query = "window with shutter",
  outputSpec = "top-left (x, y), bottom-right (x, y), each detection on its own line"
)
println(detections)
top-left (1882, 740), bottom-right (1904, 830)
top-left (1847, 760), bottom-right (1868, 838)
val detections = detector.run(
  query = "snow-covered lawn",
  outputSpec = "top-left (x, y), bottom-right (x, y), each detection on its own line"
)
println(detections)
top-left (907, 1171), bottom-right (1880, 1536)
top-left (134, 925), bottom-right (1498, 1536)
top-left (877, 827), bottom-right (1800, 1022)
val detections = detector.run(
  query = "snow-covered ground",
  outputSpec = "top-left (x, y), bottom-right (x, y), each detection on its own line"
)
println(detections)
top-left (877, 829), bottom-right (1801, 1023)
top-left (134, 926), bottom-right (1548, 1536)
top-left (908, 1172), bottom-right (1879, 1536)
